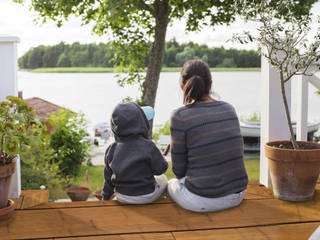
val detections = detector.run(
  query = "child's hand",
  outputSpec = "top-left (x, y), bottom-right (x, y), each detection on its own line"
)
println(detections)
top-left (162, 144), bottom-right (170, 156)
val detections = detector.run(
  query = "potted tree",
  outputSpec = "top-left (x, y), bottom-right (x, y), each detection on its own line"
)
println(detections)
top-left (0, 96), bottom-right (41, 220)
top-left (235, 6), bottom-right (320, 201)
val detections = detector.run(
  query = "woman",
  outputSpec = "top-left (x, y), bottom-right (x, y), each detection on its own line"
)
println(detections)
top-left (168, 59), bottom-right (248, 212)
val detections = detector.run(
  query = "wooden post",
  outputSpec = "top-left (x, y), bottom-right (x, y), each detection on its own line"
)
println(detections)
top-left (0, 36), bottom-right (21, 198)
top-left (296, 75), bottom-right (308, 141)
top-left (260, 51), bottom-right (291, 187)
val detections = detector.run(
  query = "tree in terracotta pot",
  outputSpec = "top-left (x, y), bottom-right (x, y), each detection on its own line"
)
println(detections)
top-left (0, 96), bottom-right (41, 220)
top-left (234, 2), bottom-right (320, 201)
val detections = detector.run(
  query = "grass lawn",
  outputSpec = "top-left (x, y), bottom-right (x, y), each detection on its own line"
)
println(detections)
top-left (49, 158), bottom-right (259, 200)
top-left (244, 158), bottom-right (260, 181)
top-left (29, 67), bottom-right (260, 73)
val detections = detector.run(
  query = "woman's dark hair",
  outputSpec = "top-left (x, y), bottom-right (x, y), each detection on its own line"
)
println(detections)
top-left (180, 59), bottom-right (212, 105)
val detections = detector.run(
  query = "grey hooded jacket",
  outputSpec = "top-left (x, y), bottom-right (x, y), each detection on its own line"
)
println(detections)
top-left (102, 102), bottom-right (168, 200)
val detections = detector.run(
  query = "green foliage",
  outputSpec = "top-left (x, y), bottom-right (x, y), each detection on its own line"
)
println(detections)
top-left (234, 0), bottom-right (317, 22)
top-left (57, 52), bottom-right (71, 67)
top-left (0, 96), bottom-right (41, 165)
top-left (217, 58), bottom-right (236, 68)
top-left (19, 42), bottom-right (116, 69)
top-left (175, 46), bottom-right (197, 66)
top-left (49, 110), bottom-right (90, 177)
top-left (20, 127), bottom-right (67, 197)
top-left (153, 121), bottom-right (170, 142)
top-left (19, 41), bottom-right (261, 69)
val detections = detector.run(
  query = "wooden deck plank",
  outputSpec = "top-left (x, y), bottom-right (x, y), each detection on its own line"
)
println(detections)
top-left (12, 190), bottom-right (49, 210)
top-left (54, 233), bottom-right (175, 240)
top-left (29, 198), bottom-right (173, 210)
top-left (20, 190), bottom-right (49, 209)
top-left (173, 222), bottom-right (320, 240)
top-left (12, 195), bottom-right (24, 210)
top-left (244, 181), bottom-right (273, 200)
top-left (29, 183), bottom-right (272, 210)
top-left (2, 191), bottom-right (320, 240)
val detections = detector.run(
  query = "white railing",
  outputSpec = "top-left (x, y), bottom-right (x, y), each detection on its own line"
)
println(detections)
top-left (309, 75), bottom-right (320, 90)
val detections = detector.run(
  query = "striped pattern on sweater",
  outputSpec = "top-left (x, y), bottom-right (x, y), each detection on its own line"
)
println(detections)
top-left (170, 101), bottom-right (248, 198)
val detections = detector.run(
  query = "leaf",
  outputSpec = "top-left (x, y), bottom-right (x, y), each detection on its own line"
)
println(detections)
top-left (3, 137), bottom-right (19, 156)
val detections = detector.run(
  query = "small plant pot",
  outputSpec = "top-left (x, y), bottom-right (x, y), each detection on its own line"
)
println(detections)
top-left (0, 200), bottom-right (15, 221)
top-left (94, 190), bottom-right (102, 200)
top-left (265, 140), bottom-right (320, 202)
top-left (66, 187), bottom-right (91, 202)
top-left (0, 160), bottom-right (16, 209)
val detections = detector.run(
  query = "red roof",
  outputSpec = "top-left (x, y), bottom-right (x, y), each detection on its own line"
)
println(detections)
top-left (24, 97), bottom-right (73, 118)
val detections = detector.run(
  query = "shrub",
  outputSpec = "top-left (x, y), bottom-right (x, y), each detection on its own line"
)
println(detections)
top-left (49, 110), bottom-right (90, 177)
top-left (20, 119), bottom-right (67, 200)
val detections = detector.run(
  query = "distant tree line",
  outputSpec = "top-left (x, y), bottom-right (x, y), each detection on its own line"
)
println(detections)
top-left (19, 39), bottom-right (261, 69)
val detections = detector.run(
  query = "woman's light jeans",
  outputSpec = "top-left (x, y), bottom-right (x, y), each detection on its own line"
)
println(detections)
top-left (168, 177), bottom-right (245, 212)
top-left (115, 175), bottom-right (168, 204)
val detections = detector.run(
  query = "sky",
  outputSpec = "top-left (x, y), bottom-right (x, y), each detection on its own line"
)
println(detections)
top-left (1, 0), bottom-right (320, 57)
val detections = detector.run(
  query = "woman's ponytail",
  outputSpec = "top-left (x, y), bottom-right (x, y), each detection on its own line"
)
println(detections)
top-left (183, 75), bottom-right (205, 104)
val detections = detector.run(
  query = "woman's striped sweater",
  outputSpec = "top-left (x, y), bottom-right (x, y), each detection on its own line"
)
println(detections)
top-left (170, 101), bottom-right (248, 198)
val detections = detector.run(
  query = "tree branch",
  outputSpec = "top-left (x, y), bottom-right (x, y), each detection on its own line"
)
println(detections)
top-left (138, 0), bottom-right (154, 16)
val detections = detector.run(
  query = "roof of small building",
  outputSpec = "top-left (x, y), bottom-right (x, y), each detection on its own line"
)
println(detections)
top-left (24, 97), bottom-right (73, 118)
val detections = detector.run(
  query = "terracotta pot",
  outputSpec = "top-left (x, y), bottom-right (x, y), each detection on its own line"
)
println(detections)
top-left (0, 160), bottom-right (16, 209)
top-left (265, 140), bottom-right (320, 202)
top-left (66, 187), bottom-right (91, 201)
top-left (94, 190), bottom-right (102, 200)
top-left (0, 200), bottom-right (15, 221)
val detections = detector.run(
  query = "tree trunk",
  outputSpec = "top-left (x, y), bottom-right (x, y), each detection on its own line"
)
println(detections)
top-left (280, 72), bottom-right (299, 149)
top-left (142, 1), bottom-right (169, 138)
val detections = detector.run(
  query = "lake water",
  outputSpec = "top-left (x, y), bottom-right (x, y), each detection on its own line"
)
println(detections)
top-left (18, 71), bottom-right (320, 131)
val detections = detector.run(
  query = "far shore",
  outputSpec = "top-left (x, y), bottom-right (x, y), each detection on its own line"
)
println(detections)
top-left (24, 67), bottom-right (261, 73)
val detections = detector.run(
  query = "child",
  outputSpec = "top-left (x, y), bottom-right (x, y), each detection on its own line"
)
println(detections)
top-left (102, 102), bottom-right (168, 204)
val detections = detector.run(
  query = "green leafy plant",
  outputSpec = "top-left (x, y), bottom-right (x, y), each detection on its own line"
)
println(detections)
top-left (20, 122), bottom-right (67, 199)
top-left (49, 110), bottom-right (91, 177)
top-left (0, 96), bottom-right (41, 166)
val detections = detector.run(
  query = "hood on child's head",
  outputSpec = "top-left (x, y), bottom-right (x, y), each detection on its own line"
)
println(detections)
top-left (111, 102), bottom-right (149, 139)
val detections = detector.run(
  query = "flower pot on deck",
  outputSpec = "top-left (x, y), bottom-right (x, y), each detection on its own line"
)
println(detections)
top-left (94, 190), bottom-right (102, 200)
top-left (0, 200), bottom-right (15, 221)
top-left (0, 160), bottom-right (16, 209)
top-left (66, 187), bottom-right (91, 201)
top-left (265, 140), bottom-right (320, 202)
top-left (0, 160), bottom-right (16, 221)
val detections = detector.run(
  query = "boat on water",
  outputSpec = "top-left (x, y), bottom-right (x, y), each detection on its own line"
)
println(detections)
top-left (240, 121), bottom-right (320, 152)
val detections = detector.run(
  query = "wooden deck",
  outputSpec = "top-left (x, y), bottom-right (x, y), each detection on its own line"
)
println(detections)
top-left (1, 182), bottom-right (320, 239)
